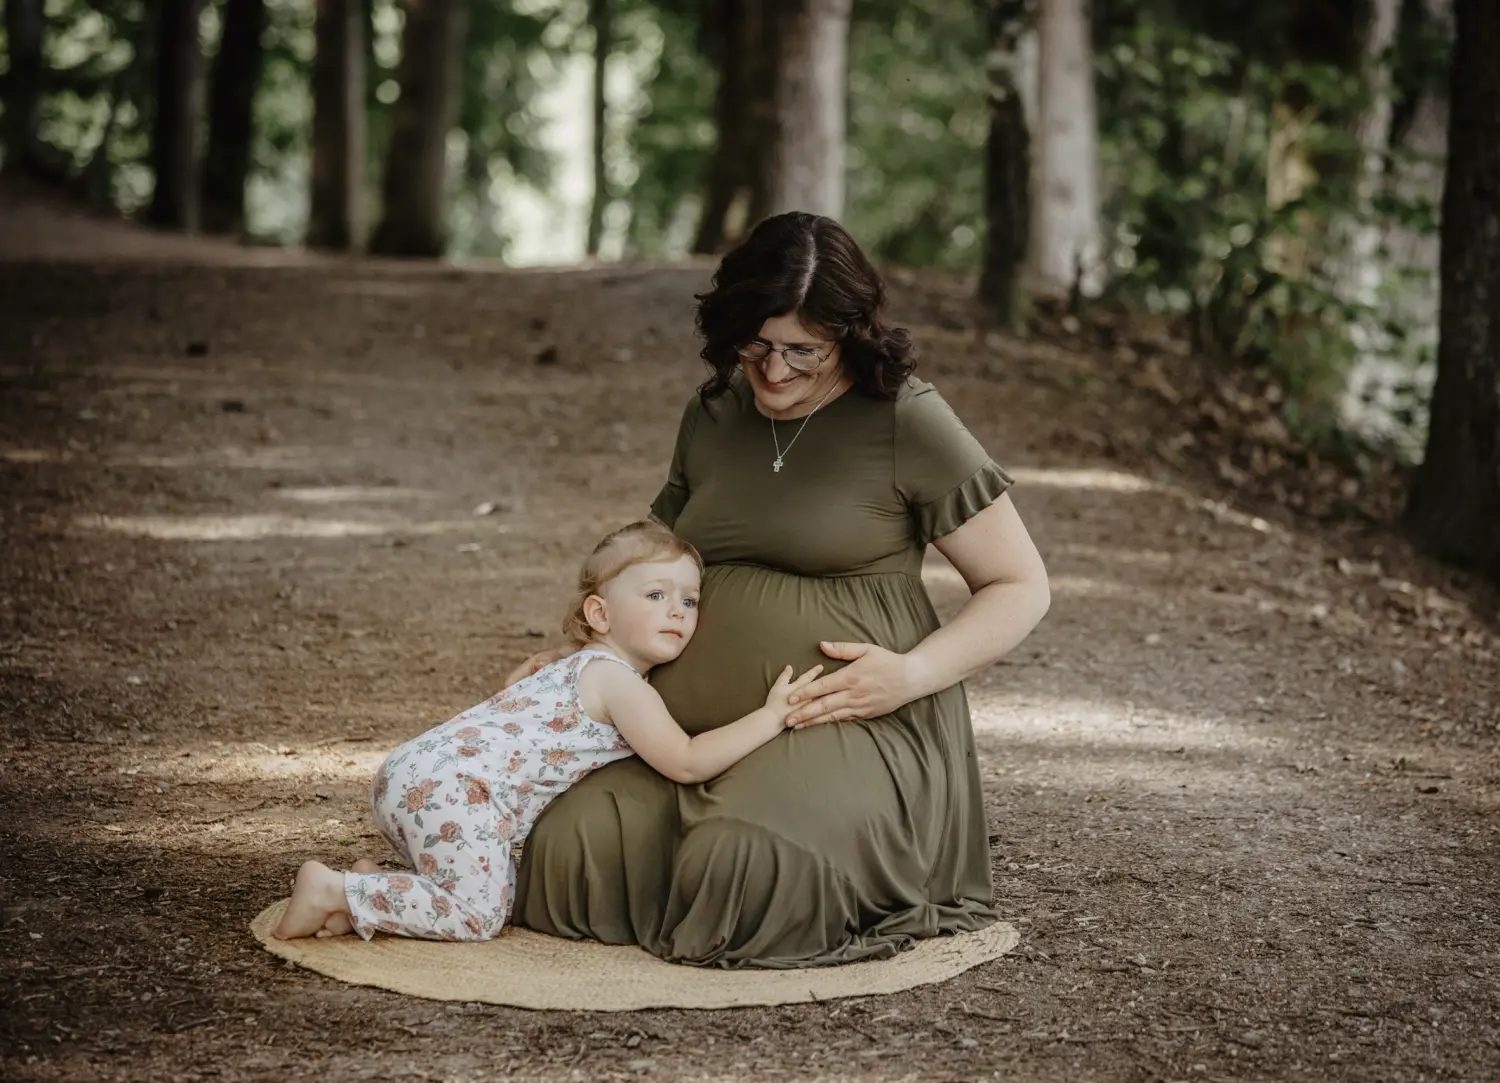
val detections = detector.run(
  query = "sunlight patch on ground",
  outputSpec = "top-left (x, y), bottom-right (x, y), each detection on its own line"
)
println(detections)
top-left (924, 559), bottom-right (1333, 626)
top-left (967, 691), bottom-right (1293, 794)
top-left (272, 486), bottom-right (436, 505)
top-left (75, 512), bottom-right (481, 541)
top-left (1047, 541), bottom-right (1177, 567)
top-left (968, 690), bottom-right (1272, 754)
top-left (2, 447), bottom-right (74, 464)
top-left (112, 743), bottom-right (391, 786)
top-left (1199, 498), bottom-right (1293, 540)
top-left (108, 445), bottom-right (367, 471)
top-left (1005, 466), bottom-right (1161, 493)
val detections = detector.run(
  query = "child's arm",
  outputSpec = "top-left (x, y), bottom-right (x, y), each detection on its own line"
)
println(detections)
top-left (583, 663), bottom-right (822, 785)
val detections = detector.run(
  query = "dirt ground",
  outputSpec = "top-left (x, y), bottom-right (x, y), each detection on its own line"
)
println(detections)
top-left (2, 187), bottom-right (1498, 1083)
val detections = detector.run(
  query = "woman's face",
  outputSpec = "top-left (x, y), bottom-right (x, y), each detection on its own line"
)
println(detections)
top-left (739, 312), bottom-right (848, 420)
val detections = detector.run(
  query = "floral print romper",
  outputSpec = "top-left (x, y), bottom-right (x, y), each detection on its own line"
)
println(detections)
top-left (346, 649), bottom-right (636, 941)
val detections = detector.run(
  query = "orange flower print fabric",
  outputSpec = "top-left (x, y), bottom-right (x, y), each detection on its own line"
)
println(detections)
top-left (344, 649), bottom-right (637, 942)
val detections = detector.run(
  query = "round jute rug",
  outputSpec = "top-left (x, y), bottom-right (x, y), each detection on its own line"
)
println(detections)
top-left (250, 900), bottom-right (1019, 1010)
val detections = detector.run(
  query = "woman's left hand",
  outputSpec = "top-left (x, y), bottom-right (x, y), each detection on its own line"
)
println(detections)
top-left (784, 642), bottom-right (920, 728)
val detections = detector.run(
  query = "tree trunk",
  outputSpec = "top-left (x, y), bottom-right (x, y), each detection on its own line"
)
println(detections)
top-left (1031, 0), bottom-right (1102, 298)
top-left (979, 0), bottom-right (1035, 329)
top-left (1404, 0), bottom-right (1500, 578)
top-left (762, 0), bottom-right (850, 219)
top-left (1329, 0), bottom-right (1403, 312)
top-left (308, 0), bottom-right (368, 250)
top-left (2, 0), bottom-right (46, 174)
top-left (693, 0), bottom-right (776, 253)
top-left (1381, 0), bottom-right (1450, 356)
top-left (585, 0), bottom-right (610, 258)
top-left (200, 0), bottom-right (268, 236)
top-left (147, 0), bottom-right (207, 230)
top-left (1335, 0), bottom-right (1429, 445)
top-left (368, 0), bottom-right (468, 258)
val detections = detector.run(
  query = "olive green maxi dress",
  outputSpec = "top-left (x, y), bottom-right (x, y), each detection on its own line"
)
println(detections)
top-left (513, 374), bottom-right (1014, 968)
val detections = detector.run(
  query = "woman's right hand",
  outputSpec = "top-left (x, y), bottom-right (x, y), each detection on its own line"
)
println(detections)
top-left (503, 647), bottom-right (571, 687)
top-left (763, 664), bottom-right (824, 725)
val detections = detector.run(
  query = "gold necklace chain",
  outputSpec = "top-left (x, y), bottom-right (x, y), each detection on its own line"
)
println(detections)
top-left (770, 381), bottom-right (840, 473)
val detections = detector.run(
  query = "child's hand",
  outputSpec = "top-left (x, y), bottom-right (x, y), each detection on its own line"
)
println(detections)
top-left (503, 647), bottom-right (571, 687)
top-left (763, 664), bottom-right (824, 725)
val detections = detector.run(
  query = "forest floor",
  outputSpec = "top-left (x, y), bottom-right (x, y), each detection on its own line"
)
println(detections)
top-left (2, 181), bottom-right (1498, 1083)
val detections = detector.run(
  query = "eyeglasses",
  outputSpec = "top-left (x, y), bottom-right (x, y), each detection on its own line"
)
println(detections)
top-left (735, 340), bottom-right (836, 372)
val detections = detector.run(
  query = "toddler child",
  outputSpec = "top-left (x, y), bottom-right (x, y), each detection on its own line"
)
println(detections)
top-left (272, 520), bottom-right (823, 941)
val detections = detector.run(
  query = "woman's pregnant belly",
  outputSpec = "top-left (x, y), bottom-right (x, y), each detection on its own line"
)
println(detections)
top-left (650, 563), bottom-right (940, 735)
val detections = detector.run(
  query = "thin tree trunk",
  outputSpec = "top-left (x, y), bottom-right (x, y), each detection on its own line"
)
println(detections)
top-left (980, 0), bottom-right (1035, 329)
top-left (1381, 0), bottom-right (1450, 362)
top-left (3, 0), bottom-right (45, 175)
top-left (1031, 0), bottom-right (1102, 298)
top-left (1330, 0), bottom-right (1403, 310)
top-left (1332, 0), bottom-right (1413, 442)
top-left (693, 0), bottom-right (738, 253)
top-left (1404, 0), bottom-right (1500, 578)
top-left (308, 0), bottom-right (367, 250)
top-left (147, 0), bottom-right (208, 230)
top-left (693, 0), bottom-right (775, 252)
top-left (585, 0), bottom-right (610, 258)
top-left (368, 0), bottom-right (468, 258)
top-left (1268, 0), bottom-right (1391, 280)
top-left (81, 74), bottom-right (127, 207)
top-left (200, 0), bottom-right (268, 236)
top-left (763, 0), bottom-right (850, 219)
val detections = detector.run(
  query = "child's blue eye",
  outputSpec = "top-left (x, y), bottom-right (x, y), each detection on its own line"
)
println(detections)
top-left (684, 598), bottom-right (698, 608)
top-left (647, 590), bottom-right (664, 601)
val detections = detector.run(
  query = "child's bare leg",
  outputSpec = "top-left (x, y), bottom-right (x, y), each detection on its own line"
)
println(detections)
top-left (313, 859), bottom-right (383, 936)
top-left (272, 861), bottom-right (351, 940)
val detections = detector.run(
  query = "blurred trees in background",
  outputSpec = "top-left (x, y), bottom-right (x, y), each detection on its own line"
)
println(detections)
top-left (0, 0), bottom-right (1493, 573)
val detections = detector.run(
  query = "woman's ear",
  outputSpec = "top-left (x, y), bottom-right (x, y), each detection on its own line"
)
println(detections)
top-left (583, 594), bottom-right (609, 636)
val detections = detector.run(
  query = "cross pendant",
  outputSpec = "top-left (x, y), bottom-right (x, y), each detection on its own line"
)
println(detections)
top-left (772, 457), bottom-right (783, 472)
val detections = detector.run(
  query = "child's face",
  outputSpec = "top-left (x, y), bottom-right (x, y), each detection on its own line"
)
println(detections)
top-left (595, 555), bottom-right (701, 666)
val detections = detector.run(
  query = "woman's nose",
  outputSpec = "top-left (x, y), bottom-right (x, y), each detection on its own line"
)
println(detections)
top-left (761, 354), bottom-right (792, 382)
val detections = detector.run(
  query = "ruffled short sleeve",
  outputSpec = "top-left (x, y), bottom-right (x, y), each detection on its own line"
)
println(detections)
top-left (649, 393), bottom-right (703, 529)
top-left (895, 381), bottom-right (1014, 546)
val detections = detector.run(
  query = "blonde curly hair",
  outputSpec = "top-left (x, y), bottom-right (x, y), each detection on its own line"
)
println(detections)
top-left (561, 521), bottom-right (703, 648)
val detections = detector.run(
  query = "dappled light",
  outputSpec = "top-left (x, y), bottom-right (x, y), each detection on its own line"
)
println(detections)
top-left (75, 512), bottom-right (481, 542)
top-left (3, 0), bottom-right (1498, 1071)
top-left (272, 486), bottom-right (435, 505)
top-left (1006, 466), bottom-right (1162, 494)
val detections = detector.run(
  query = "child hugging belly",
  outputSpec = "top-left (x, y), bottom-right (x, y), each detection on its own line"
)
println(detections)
top-left (272, 521), bottom-right (828, 942)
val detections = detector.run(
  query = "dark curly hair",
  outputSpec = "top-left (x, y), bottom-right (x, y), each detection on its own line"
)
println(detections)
top-left (694, 213), bottom-right (916, 401)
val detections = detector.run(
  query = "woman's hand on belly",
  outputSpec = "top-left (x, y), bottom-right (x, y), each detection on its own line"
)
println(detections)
top-left (784, 641), bottom-right (923, 728)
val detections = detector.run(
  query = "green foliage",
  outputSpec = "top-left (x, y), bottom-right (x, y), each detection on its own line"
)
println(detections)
top-left (845, 0), bottom-right (988, 270)
top-left (246, 0), bottom-right (314, 242)
top-left (618, 1), bottom-right (714, 256)
top-left (619, 0), bottom-right (990, 267)
top-left (448, 0), bottom-right (559, 258)
top-left (1094, 13), bottom-right (1440, 444)
top-left (0, 0), bottom-right (1448, 457)
top-left (26, 0), bottom-right (152, 209)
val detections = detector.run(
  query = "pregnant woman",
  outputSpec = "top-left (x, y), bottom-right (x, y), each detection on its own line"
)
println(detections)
top-left (512, 212), bottom-right (1051, 968)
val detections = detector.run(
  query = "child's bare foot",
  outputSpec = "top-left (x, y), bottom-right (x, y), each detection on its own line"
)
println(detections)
top-left (315, 913), bottom-right (355, 937)
top-left (306, 858), bottom-right (381, 930)
top-left (310, 858), bottom-right (383, 936)
top-left (272, 861), bottom-right (350, 940)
